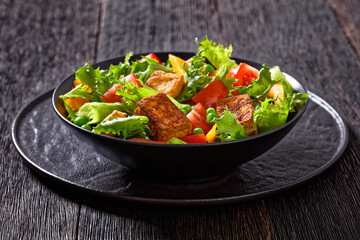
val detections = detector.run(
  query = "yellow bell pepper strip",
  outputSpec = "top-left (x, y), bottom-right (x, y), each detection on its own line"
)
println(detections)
top-left (267, 82), bottom-right (284, 107)
top-left (206, 124), bottom-right (217, 143)
top-left (168, 54), bottom-right (187, 76)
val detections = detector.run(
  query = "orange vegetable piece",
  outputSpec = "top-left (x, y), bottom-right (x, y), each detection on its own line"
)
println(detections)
top-left (168, 54), bottom-right (186, 76)
top-left (65, 98), bottom-right (91, 111)
top-left (267, 82), bottom-right (284, 106)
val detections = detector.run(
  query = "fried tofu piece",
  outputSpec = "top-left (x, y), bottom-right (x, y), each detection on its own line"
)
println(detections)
top-left (104, 110), bottom-right (127, 121)
top-left (216, 94), bottom-right (258, 136)
top-left (145, 70), bottom-right (185, 98)
top-left (136, 93), bottom-right (192, 141)
top-left (99, 110), bottom-right (127, 137)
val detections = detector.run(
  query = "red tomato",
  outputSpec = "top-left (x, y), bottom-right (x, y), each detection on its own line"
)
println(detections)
top-left (180, 134), bottom-right (207, 144)
top-left (100, 84), bottom-right (122, 103)
top-left (140, 53), bottom-right (162, 65)
top-left (186, 103), bottom-right (213, 134)
top-left (125, 73), bottom-right (142, 87)
top-left (192, 79), bottom-right (229, 108)
top-left (230, 63), bottom-right (259, 87)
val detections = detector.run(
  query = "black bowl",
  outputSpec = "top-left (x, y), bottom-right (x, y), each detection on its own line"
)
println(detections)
top-left (52, 52), bottom-right (308, 182)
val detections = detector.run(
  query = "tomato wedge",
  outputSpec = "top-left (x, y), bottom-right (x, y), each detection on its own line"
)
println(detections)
top-left (140, 53), bottom-right (162, 65)
top-left (229, 63), bottom-right (259, 87)
top-left (180, 134), bottom-right (207, 144)
top-left (100, 84), bottom-right (122, 103)
top-left (101, 74), bottom-right (142, 103)
top-left (125, 73), bottom-right (142, 87)
top-left (186, 103), bottom-right (213, 134)
top-left (192, 79), bottom-right (229, 108)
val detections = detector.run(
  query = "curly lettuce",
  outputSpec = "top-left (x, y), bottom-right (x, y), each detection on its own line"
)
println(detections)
top-left (93, 116), bottom-right (152, 139)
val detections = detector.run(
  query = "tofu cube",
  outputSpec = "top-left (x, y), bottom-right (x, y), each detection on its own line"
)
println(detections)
top-left (145, 70), bottom-right (185, 98)
top-left (216, 94), bottom-right (258, 136)
top-left (136, 93), bottom-right (192, 141)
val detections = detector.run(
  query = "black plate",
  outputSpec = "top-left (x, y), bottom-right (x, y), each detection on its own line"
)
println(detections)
top-left (11, 90), bottom-right (348, 206)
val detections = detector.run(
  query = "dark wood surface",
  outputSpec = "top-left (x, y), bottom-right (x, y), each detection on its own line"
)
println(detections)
top-left (1, 0), bottom-right (360, 239)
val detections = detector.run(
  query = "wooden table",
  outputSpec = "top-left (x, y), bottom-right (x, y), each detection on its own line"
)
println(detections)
top-left (2, 0), bottom-right (360, 239)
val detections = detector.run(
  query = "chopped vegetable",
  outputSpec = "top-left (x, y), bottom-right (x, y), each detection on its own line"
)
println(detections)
top-left (59, 36), bottom-right (308, 144)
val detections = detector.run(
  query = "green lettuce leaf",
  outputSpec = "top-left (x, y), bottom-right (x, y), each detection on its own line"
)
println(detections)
top-left (211, 110), bottom-right (248, 142)
top-left (239, 64), bottom-right (277, 100)
top-left (76, 102), bottom-right (133, 124)
top-left (117, 82), bottom-right (185, 109)
top-left (167, 138), bottom-right (187, 144)
top-left (197, 36), bottom-right (237, 69)
top-left (253, 97), bottom-right (290, 133)
top-left (93, 116), bottom-right (152, 139)
top-left (270, 66), bottom-right (293, 94)
top-left (63, 101), bottom-right (77, 121)
top-left (131, 58), bottom-right (174, 84)
top-left (59, 84), bottom-right (95, 100)
top-left (176, 54), bottom-right (213, 102)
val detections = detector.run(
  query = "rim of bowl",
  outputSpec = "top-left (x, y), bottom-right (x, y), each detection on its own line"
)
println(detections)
top-left (52, 52), bottom-right (309, 148)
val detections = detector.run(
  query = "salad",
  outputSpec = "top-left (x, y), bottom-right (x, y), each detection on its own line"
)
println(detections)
top-left (59, 36), bottom-right (308, 144)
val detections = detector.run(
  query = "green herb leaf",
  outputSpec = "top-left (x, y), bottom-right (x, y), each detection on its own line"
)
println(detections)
top-left (76, 102), bottom-right (133, 124)
top-left (197, 36), bottom-right (237, 69)
top-left (211, 110), bottom-right (248, 141)
top-left (93, 116), bottom-right (152, 139)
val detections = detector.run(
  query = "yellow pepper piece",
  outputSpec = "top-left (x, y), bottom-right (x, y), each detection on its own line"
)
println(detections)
top-left (267, 82), bottom-right (284, 107)
top-left (206, 124), bottom-right (217, 143)
top-left (168, 54), bottom-right (186, 76)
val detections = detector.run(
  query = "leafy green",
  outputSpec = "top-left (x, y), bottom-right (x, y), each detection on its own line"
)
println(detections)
top-left (117, 82), bottom-right (185, 109)
top-left (288, 93), bottom-right (309, 113)
top-left (63, 101), bottom-right (77, 121)
top-left (176, 54), bottom-right (213, 102)
top-left (131, 58), bottom-right (174, 84)
top-left (74, 63), bottom-right (110, 96)
top-left (197, 36), bottom-right (237, 69)
top-left (93, 116), bottom-right (152, 139)
top-left (238, 64), bottom-right (277, 100)
top-left (270, 66), bottom-right (293, 94)
top-left (76, 102), bottom-right (134, 124)
top-left (253, 97), bottom-right (290, 133)
top-left (60, 84), bottom-right (95, 100)
top-left (167, 138), bottom-right (187, 144)
top-left (211, 110), bottom-right (248, 141)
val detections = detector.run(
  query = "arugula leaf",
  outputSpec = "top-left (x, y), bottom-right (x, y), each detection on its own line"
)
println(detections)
top-left (93, 116), bottom-right (152, 139)
top-left (167, 138), bottom-right (187, 144)
top-left (211, 110), bottom-right (248, 141)
top-left (197, 36), bottom-right (237, 69)
top-left (176, 54), bottom-right (213, 102)
top-left (76, 102), bottom-right (134, 124)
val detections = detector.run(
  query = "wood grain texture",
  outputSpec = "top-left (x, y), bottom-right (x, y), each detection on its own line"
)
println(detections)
top-left (328, 0), bottom-right (360, 58)
top-left (75, 0), bottom-right (360, 239)
top-left (0, 0), bottom-right (100, 239)
top-left (2, 0), bottom-right (360, 239)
